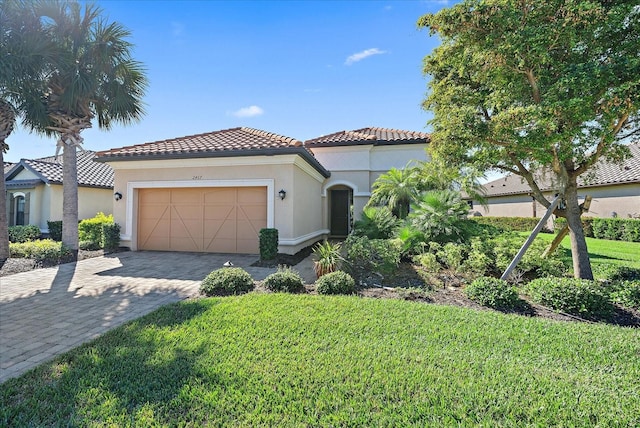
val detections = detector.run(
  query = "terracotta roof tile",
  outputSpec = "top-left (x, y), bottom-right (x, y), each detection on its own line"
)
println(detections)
top-left (481, 142), bottom-right (640, 197)
top-left (20, 151), bottom-right (113, 188)
top-left (304, 127), bottom-right (430, 147)
top-left (96, 127), bottom-right (303, 158)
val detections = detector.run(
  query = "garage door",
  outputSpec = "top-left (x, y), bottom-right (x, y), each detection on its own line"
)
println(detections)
top-left (138, 187), bottom-right (267, 253)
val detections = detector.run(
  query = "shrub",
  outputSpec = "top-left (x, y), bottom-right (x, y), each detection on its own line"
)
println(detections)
top-left (315, 271), bottom-right (356, 295)
top-left (408, 190), bottom-right (470, 244)
top-left (439, 242), bottom-right (466, 271)
top-left (200, 267), bottom-right (254, 296)
top-left (344, 235), bottom-right (401, 277)
top-left (78, 212), bottom-right (114, 246)
top-left (8, 225), bottom-right (41, 243)
top-left (47, 220), bottom-right (63, 241)
top-left (413, 253), bottom-right (440, 273)
top-left (464, 277), bottom-right (521, 310)
top-left (554, 217), bottom-right (594, 237)
top-left (313, 241), bottom-right (345, 278)
top-left (102, 223), bottom-right (121, 251)
top-left (263, 266), bottom-right (305, 293)
top-left (610, 281), bottom-right (640, 310)
top-left (462, 238), bottom-right (494, 275)
top-left (396, 226), bottom-right (427, 257)
top-left (353, 206), bottom-right (399, 239)
top-left (259, 228), bottom-right (278, 260)
top-left (79, 240), bottom-right (101, 251)
top-left (472, 216), bottom-right (542, 232)
top-left (621, 219), bottom-right (640, 242)
top-left (9, 239), bottom-right (70, 262)
top-left (525, 278), bottom-right (613, 319)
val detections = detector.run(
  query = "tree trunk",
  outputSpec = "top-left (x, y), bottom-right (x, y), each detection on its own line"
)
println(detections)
top-left (564, 180), bottom-right (593, 279)
top-left (0, 101), bottom-right (16, 262)
top-left (62, 141), bottom-right (79, 260)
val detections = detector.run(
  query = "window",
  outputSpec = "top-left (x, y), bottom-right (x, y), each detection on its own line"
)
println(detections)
top-left (15, 195), bottom-right (25, 226)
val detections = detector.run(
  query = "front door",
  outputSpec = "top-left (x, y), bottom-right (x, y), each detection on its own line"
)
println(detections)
top-left (330, 189), bottom-right (350, 236)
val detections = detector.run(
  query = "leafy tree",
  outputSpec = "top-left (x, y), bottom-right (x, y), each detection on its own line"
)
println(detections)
top-left (30, 1), bottom-right (147, 258)
top-left (0, 0), bottom-right (50, 262)
top-left (419, 0), bottom-right (640, 279)
top-left (368, 164), bottom-right (420, 219)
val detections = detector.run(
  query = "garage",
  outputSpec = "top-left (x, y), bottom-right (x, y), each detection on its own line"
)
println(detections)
top-left (137, 187), bottom-right (267, 253)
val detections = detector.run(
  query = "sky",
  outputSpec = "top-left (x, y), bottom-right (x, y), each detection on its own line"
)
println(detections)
top-left (5, 0), bottom-right (454, 162)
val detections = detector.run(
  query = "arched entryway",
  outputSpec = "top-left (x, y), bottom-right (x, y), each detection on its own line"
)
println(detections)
top-left (328, 185), bottom-right (353, 237)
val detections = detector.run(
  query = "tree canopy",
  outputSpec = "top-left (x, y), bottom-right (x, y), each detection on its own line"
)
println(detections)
top-left (419, 0), bottom-right (640, 278)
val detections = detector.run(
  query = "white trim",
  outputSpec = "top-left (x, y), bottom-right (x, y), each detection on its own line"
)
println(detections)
top-left (107, 154), bottom-right (301, 170)
top-left (121, 179), bottom-right (275, 243)
top-left (293, 156), bottom-right (327, 183)
top-left (321, 180), bottom-right (370, 197)
top-left (279, 229), bottom-right (329, 246)
top-left (11, 192), bottom-right (26, 198)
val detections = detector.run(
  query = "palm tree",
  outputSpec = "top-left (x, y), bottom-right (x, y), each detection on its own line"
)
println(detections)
top-left (33, 1), bottom-right (147, 258)
top-left (408, 190), bottom-right (470, 243)
top-left (0, 0), bottom-right (50, 262)
top-left (367, 164), bottom-right (420, 219)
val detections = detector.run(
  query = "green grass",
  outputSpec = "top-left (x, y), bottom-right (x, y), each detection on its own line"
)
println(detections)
top-left (1, 294), bottom-right (639, 426)
top-left (524, 233), bottom-right (640, 278)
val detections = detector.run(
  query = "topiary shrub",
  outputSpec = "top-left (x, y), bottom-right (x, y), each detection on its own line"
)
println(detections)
top-left (9, 239), bottom-right (70, 262)
top-left (47, 220), bottom-right (63, 241)
top-left (8, 225), bottom-right (41, 243)
top-left (79, 240), bottom-right (101, 251)
top-left (264, 266), bottom-right (305, 293)
top-left (464, 277), bottom-right (521, 309)
top-left (200, 267), bottom-right (254, 296)
top-left (259, 228), bottom-right (278, 260)
top-left (525, 277), bottom-right (613, 319)
top-left (610, 280), bottom-right (640, 310)
top-left (102, 222), bottom-right (121, 251)
top-left (315, 271), bottom-right (356, 295)
top-left (78, 212), bottom-right (114, 247)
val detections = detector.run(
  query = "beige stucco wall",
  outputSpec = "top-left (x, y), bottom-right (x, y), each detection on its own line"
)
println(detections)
top-left (46, 185), bottom-right (113, 228)
top-left (107, 155), bottom-right (326, 254)
top-left (473, 183), bottom-right (640, 219)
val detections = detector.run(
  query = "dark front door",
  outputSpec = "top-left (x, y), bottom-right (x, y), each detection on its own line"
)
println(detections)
top-left (330, 189), bottom-right (350, 236)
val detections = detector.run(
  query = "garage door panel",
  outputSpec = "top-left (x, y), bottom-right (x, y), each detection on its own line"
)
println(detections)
top-left (138, 187), bottom-right (266, 254)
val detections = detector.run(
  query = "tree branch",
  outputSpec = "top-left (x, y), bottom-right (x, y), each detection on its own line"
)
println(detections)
top-left (524, 69), bottom-right (541, 104)
top-left (509, 154), bottom-right (550, 208)
top-left (575, 113), bottom-right (629, 175)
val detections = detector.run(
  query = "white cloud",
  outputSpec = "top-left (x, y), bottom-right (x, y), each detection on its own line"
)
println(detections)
top-left (345, 48), bottom-right (387, 65)
top-left (232, 105), bottom-right (264, 118)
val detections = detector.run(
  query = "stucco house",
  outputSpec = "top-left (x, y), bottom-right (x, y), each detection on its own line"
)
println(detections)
top-left (95, 126), bottom-right (429, 255)
top-left (470, 142), bottom-right (640, 219)
top-left (4, 151), bottom-right (114, 233)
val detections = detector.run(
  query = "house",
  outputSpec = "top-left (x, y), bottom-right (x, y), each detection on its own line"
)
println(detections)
top-left (4, 151), bottom-right (114, 232)
top-left (471, 142), bottom-right (640, 219)
top-left (3, 162), bottom-right (13, 174)
top-left (95, 126), bottom-right (429, 255)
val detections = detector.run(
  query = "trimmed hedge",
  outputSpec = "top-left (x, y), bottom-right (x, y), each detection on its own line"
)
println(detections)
top-left (46, 220), bottom-right (63, 241)
top-left (78, 212), bottom-right (114, 247)
top-left (263, 266), bottom-right (305, 293)
top-left (259, 228), bottom-right (279, 260)
top-left (555, 217), bottom-right (640, 242)
top-left (8, 225), bottom-right (41, 243)
top-left (9, 239), bottom-right (70, 262)
top-left (102, 223), bottom-right (121, 251)
top-left (315, 271), bottom-right (356, 295)
top-left (470, 216), bottom-right (549, 232)
top-left (464, 277), bottom-right (521, 310)
top-left (200, 267), bottom-right (254, 296)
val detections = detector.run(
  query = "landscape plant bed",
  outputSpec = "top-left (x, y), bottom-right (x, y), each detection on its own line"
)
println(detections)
top-left (0, 248), bottom-right (124, 277)
top-left (1, 294), bottom-right (638, 426)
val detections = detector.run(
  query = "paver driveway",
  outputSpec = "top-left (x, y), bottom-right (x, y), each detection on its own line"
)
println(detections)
top-left (0, 251), bottom-right (311, 384)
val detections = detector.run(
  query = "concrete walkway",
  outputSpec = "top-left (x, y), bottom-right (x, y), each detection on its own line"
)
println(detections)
top-left (0, 251), bottom-right (316, 384)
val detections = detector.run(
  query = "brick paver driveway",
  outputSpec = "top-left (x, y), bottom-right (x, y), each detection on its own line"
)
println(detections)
top-left (0, 251), bottom-right (295, 383)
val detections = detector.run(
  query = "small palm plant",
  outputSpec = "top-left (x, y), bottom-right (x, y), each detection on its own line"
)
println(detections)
top-left (312, 241), bottom-right (345, 279)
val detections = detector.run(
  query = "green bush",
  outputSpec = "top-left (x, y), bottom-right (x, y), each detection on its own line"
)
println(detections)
top-left (47, 220), bottom-right (63, 241)
top-left (464, 277), bottom-right (521, 309)
top-left (102, 222), bottom-right (121, 251)
top-left (313, 241), bottom-right (345, 278)
top-left (554, 217), bottom-right (594, 238)
top-left (412, 252), bottom-right (440, 273)
top-left (78, 212), bottom-right (114, 247)
top-left (315, 271), bottom-right (356, 295)
top-left (9, 239), bottom-right (70, 262)
top-left (471, 216), bottom-right (544, 232)
top-left (610, 280), bottom-right (640, 310)
top-left (200, 267), bottom-right (254, 296)
top-left (621, 219), bottom-right (640, 242)
top-left (353, 206), bottom-right (399, 239)
top-left (259, 228), bottom-right (279, 260)
top-left (344, 235), bottom-right (401, 276)
top-left (587, 217), bottom-right (640, 242)
top-left (263, 266), bottom-right (305, 293)
top-left (79, 240), bottom-right (101, 251)
top-left (8, 225), bottom-right (41, 243)
top-left (525, 277), bottom-right (613, 319)
top-left (463, 238), bottom-right (494, 275)
top-left (439, 242), bottom-right (466, 271)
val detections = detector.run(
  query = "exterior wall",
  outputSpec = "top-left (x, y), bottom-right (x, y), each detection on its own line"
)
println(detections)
top-left (107, 155), bottom-right (326, 254)
top-left (473, 182), bottom-right (640, 220)
top-left (78, 187), bottom-right (114, 220)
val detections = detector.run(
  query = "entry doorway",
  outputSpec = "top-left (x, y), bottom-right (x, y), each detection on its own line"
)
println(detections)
top-left (329, 188), bottom-right (352, 237)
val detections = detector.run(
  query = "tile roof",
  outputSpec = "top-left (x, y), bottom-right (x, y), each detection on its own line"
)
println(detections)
top-left (3, 162), bottom-right (13, 175)
top-left (95, 127), bottom-right (330, 177)
top-left (6, 151), bottom-right (113, 188)
top-left (304, 127), bottom-right (430, 147)
top-left (481, 142), bottom-right (640, 197)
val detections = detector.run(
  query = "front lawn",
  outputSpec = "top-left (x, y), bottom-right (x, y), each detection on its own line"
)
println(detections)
top-left (1, 294), bottom-right (638, 426)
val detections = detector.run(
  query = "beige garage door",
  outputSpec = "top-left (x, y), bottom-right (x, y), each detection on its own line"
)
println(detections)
top-left (138, 187), bottom-right (267, 253)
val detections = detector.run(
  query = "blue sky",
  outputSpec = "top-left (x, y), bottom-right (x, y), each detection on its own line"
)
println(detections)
top-left (6, 0), bottom-right (453, 162)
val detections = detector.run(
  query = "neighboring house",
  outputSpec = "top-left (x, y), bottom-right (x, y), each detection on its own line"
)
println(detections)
top-left (95, 126), bottom-right (429, 255)
top-left (471, 142), bottom-right (640, 219)
top-left (3, 162), bottom-right (14, 175)
top-left (4, 151), bottom-right (114, 233)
